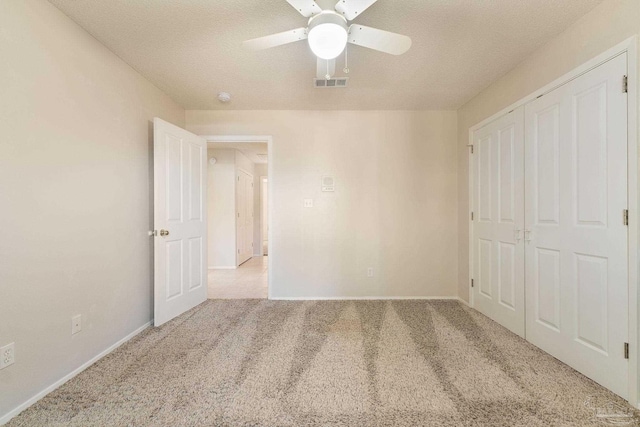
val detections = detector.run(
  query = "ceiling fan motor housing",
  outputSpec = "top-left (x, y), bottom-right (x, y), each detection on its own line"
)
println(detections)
top-left (307, 11), bottom-right (349, 60)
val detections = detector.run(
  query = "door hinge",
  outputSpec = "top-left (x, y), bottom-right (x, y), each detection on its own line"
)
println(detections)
top-left (623, 75), bottom-right (628, 93)
top-left (471, 278), bottom-right (474, 288)
top-left (624, 209), bottom-right (629, 226)
top-left (470, 212), bottom-right (474, 221)
top-left (624, 342), bottom-right (629, 359)
top-left (238, 249), bottom-right (240, 254)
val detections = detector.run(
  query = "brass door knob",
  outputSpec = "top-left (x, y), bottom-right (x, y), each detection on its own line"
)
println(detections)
top-left (160, 229), bottom-right (170, 236)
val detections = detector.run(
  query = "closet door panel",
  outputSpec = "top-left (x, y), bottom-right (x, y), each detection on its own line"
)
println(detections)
top-left (524, 53), bottom-right (628, 398)
top-left (472, 107), bottom-right (525, 337)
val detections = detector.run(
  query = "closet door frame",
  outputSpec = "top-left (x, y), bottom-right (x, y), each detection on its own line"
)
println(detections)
top-left (467, 36), bottom-right (638, 406)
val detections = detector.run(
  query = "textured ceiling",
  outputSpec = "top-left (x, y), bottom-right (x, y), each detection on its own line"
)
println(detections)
top-left (48, 0), bottom-right (602, 110)
top-left (208, 142), bottom-right (269, 164)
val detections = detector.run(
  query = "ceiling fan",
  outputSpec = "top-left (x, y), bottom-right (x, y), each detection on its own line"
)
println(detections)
top-left (243, 0), bottom-right (412, 80)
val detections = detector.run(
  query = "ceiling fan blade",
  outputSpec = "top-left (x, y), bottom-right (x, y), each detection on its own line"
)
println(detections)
top-left (316, 58), bottom-right (336, 79)
top-left (243, 28), bottom-right (308, 50)
top-left (285, 0), bottom-right (322, 17)
top-left (335, 0), bottom-right (378, 20)
top-left (348, 25), bottom-right (411, 55)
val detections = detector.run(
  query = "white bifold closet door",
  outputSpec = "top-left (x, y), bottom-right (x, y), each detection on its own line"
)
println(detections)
top-left (236, 169), bottom-right (254, 266)
top-left (472, 108), bottom-right (526, 337)
top-left (524, 53), bottom-right (628, 398)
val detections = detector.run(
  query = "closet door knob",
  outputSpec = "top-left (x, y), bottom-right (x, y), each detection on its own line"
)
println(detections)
top-left (524, 229), bottom-right (532, 242)
top-left (160, 229), bottom-right (170, 236)
top-left (515, 229), bottom-right (522, 242)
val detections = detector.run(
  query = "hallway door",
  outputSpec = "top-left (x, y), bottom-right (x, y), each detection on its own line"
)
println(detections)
top-left (236, 169), bottom-right (254, 265)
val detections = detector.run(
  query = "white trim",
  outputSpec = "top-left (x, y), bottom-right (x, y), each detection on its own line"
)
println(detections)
top-left (468, 136), bottom-right (475, 308)
top-left (201, 135), bottom-right (273, 299)
top-left (624, 37), bottom-right (639, 409)
top-left (0, 321), bottom-right (152, 426)
top-left (259, 175), bottom-right (268, 257)
top-left (205, 135), bottom-right (273, 144)
top-left (467, 37), bottom-right (636, 134)
top-left (457, 297), bottom-right (471, 308)
top-left (466, 36), bottom-right (638, 406)
top-left (208, 266), bottom-right (237, 270)
top-left (269, 296), bottom-right (461, 301)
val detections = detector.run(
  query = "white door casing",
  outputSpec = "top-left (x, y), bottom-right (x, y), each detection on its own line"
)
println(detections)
top-left (524, 53), bottom-right (628, 397)
top-left (472, 107), bottom-right (526, 337)
top-left (153, 118), bottom-right (207, 327)
top-left (261, 177), bottom-right (268, 255)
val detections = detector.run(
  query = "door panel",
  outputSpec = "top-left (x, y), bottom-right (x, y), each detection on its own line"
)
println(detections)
top-left (524, 53), bottom-right (628, 398)
top-left (498, 241), bottom-right (516, 309)
top-left (236, 170), bottom-right (254, 265)
top-left (472, 107), bottom-right (525, 337)
top-left (154, 118), bottom-right (207, 327)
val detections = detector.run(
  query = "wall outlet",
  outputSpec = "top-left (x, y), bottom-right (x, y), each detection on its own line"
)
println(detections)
top-left (0, 342), bottom-right (15, 369)
top-left (303, 199), bottom-right (314, 208)
top-left (367, 267), bottom-right (374, 277)
top-left (71, 314), bottom-right (82, 335)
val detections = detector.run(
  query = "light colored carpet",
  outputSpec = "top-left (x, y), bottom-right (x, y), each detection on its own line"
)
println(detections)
top-left (7, 300), bottom-right (637, 426)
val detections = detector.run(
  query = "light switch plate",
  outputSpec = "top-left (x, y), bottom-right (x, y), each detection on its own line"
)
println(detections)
top-left (304, 199), bottom-right (313, 208)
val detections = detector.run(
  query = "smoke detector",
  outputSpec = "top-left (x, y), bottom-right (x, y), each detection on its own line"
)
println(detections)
top-left (217, 92), bottom-right (231, 103)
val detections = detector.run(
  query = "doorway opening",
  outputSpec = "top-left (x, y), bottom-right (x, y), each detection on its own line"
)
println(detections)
top-left (204, 136), bottom-right (272, 299)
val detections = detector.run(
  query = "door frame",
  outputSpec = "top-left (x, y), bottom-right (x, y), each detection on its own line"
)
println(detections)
top-left (202, 135), bottom-right (273, 298)
top-left (467, 36), bottom-right (638, 406)
top-left (260, 176), bottom-right (268, 256)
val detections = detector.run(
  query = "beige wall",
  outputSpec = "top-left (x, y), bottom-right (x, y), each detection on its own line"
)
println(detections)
top-left (207, 149), bottom-right (237, 268)
top-left (186, 110), bottom-right (458, 298)
top-left (0, 0), bottom-right (184, 420)
top-left (456, 0), bottom-right (640, 302)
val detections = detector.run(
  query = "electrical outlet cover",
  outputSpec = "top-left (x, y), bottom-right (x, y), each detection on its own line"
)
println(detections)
top-left (0, 342), bottom-right (15, 369)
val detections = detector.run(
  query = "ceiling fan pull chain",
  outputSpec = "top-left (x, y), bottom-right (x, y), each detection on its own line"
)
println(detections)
top-left (343, 44), bottom-right (350, 74)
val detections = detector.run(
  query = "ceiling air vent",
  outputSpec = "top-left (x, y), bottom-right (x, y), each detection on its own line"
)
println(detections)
top-left (314, 77), bottom-right (349, 88)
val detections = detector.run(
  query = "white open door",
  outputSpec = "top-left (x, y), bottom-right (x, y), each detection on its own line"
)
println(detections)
top-left (472, 107), bottom-right (526, 337)
top-left (236, 169), bottom-right (253, 266)
top-left (153, 118), bottom-right (207, 327)
top-left (524, 54), bottom-right (628, 397)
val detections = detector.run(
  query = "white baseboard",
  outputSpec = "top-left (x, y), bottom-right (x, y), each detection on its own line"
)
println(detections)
top-left (208, 266), bottom-right (237, 270)
top-left (0, 321), bottom-right (152, 426)
top-left (268, 296), bottom-right (461, 301)
top-left (456, 297), bottom-right (471, 307)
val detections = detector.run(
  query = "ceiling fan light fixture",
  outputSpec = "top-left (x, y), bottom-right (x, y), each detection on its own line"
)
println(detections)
top-left (307, 12), bottom-right (348, 60)
top-left (308, 23), bottom-right (347, 60)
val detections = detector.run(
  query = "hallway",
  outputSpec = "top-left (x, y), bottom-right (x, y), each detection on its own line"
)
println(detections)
top-left (208, 256), bottom-right (268, 299)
